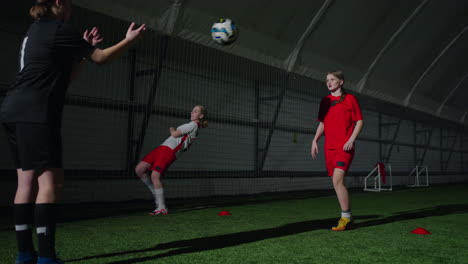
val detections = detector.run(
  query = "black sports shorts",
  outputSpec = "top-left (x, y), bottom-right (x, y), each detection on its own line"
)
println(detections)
top-left (3, 123), bottom-right (62, 170)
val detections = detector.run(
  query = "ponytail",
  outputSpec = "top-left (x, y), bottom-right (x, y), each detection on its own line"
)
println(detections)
top-left (200, 119), bottom-right (209, 128)
top-left (196, 105), bottom-right (209, 128)
top-left (338, 88), bottom-right (347, 103)
top-left (30, 0), bottom-right (55, 19)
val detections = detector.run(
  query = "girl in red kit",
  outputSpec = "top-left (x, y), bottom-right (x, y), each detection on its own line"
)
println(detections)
top-left (311, 70), bottom-right (363, 231)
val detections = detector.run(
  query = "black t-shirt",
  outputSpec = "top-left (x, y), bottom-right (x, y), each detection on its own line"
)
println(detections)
top-left (0, 18), bottom-right (95, 125)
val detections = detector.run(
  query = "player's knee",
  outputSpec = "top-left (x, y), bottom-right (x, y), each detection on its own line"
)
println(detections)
top-left (135, 162), bottom-right (151, 177)
top-left (151, 174), bottom-right (160, 181)
top-left (135, 167), bottom-right (146, 178)
top-left (151, 171), bottom-right (161, 181)
top-left (332, 180), bottom-right (338, 188)
top-left (332, 177), bottom-right (344, 187)
top-left (134, 167), bottom-right (141, 177)
top-left (16, 184), bottom-right (35, 197)
top-left (38, 183), bottom-right (56, 194)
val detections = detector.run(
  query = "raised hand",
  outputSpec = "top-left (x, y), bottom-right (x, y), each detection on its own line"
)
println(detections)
top-left (126, 22), bottom-right (147, 42)
top-left (83, 27), bottom-right (103, 46)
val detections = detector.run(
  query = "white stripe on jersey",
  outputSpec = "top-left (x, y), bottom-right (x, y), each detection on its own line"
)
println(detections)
top-left (161, 121), bottom-right (199, 158)
top-left (20, 37), bottom-right (29, 71)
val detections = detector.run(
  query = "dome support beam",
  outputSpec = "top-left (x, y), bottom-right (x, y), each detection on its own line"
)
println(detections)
top-left (162, 0), bottom-right (183, 35)
top-left (357, 0), bottom-right (429, 93)
top-left (404, 26), bottom-right (468, 107)
top-left (461, 112), bottom-right (467, 124)
top-left (284, 0), bottom-right (333, 72)
top-left (436, 72), bottom-right (468, 117)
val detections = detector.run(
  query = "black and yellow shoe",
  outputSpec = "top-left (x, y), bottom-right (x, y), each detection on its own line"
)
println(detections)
top-left (331, 217), bottom-right (352, 231)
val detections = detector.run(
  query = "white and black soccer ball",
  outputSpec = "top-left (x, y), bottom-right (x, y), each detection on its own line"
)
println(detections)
top-left (211, 18), bottom-right (238, 45)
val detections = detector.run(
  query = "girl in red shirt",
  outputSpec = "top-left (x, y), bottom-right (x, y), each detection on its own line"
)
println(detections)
top-left (311, 70), bottom-right (364, 231)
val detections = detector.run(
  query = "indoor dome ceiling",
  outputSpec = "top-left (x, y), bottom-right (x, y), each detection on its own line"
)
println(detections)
top-left (73, 0), bottom-right (468, 125)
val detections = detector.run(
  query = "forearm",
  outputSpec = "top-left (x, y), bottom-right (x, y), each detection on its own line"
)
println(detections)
top-left (90, 38), bottom-right (132, 64)
top-left (169, 127), bottom-right (183, 137)
top-left (348, 120), bottom-right (363, 142)
top-left (313, 122), bottom-right (324, 142)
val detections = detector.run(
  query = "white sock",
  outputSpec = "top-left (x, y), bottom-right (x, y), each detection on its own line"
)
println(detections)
top-left (155, 188), bottom-right (166, 209)
top-left (140, 175), bottom-right (155, 195)
top-left (341, 210), bottom-right (352, 219)
top-left (140, 175), bottom-right (159, 206)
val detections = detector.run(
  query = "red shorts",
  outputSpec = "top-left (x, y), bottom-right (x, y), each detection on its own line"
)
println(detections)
top-left (142, 146), bottom-right (176, 174)
top-left (325, 148), bottom-right (354, 176)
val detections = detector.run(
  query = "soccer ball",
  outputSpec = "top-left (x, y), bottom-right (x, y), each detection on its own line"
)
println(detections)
top-left (211, 18), bottom-right (238, 45)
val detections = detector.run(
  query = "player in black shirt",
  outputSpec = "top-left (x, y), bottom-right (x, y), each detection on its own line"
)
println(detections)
top-left (1, 1), bottom-right (146, 263)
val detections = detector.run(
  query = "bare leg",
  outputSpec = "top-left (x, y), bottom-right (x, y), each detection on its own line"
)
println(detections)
top-left (135, 161), bottom-right (151, 179)
top-left (135, 161), bottom-right (157, 207)
top-left (332, 168), bottom-right (349, 212)
top-left (36, 168), bottom-right (64, 204)
top-left (150, 171), bottom-right (162, 189)
top-left (14, 169), bottom-right (36, 204)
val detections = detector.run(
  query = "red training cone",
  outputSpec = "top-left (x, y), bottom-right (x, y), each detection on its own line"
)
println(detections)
top-left (411, 227), bottom-right (431, 235)
top-left (218, 210), bottom-right (232, 216)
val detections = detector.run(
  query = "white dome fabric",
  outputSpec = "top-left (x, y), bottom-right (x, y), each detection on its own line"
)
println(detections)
top-left (74, 0), bottom-right (468, 125)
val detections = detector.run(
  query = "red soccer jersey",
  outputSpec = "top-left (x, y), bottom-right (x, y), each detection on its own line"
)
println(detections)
top-left (318, 94), bottom-right (363, 149)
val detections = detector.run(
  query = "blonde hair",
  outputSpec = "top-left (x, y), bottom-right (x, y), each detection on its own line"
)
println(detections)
top-left (327, 70), bottom-right (347, 103)
top-left (196, 105), bottom-right (208, 128)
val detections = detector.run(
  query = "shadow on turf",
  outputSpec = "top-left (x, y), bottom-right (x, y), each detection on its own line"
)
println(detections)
top-left (65, 216), bottom-right (355, 264)
top-left (353, 203), bottom-right (468, 228)
top-left (0, 190), bottom-right (337, 230)
top-left (66, 203), bottom-right (468, 264)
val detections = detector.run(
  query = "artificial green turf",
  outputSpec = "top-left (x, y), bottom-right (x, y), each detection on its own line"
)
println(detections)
top-left (1, 184), bottom-right (468, 263)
